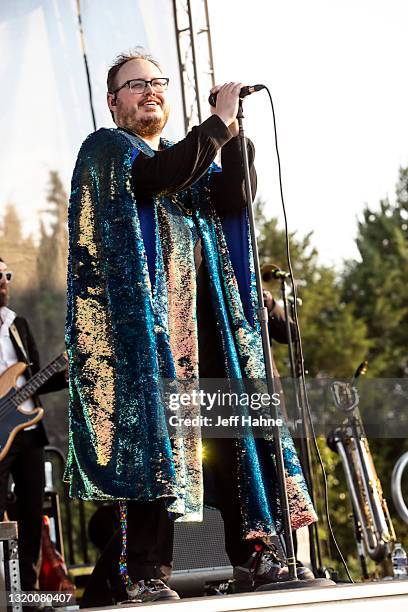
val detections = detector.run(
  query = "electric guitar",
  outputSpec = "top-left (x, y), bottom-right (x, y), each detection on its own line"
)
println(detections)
top-left (0, 353), bottom-right (67, 461)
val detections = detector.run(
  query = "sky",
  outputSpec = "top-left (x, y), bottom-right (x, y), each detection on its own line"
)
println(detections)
top-left (208, 0), bottom-right (408, 267)
top-left (1, 0), bottom-right (408, 268)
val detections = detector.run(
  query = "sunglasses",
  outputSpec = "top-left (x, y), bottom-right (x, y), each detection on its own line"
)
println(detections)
top-left (0, 271), bottom-right (13, 282)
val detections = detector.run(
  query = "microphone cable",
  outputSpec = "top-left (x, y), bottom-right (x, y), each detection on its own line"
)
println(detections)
top-left (260, 85), bottom-right (354, 583)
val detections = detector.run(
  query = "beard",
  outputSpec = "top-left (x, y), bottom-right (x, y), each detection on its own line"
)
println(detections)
top-left (116, 103), bottom-right (170, 138)
top-left (0, 293), bottom-right (8, 307)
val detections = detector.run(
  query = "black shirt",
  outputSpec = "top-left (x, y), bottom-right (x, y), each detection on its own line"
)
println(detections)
top-left (131, 114), bottom-right (256, 212)
top-left (130, 114), bottom-right (257, 377)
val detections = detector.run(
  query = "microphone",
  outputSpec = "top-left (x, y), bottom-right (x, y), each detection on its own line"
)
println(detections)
top-left (270, 268), bottom-right (290, 278)
top-left (208, 84), bottom-right (265, 107)
top-left (262, 264), bottom-right (290, 283)
top-left (288, 295), bottom-right (303, 307)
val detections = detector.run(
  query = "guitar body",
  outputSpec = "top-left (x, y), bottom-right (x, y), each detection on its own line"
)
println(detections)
top-left (0, 362), bottom-right (44, 462)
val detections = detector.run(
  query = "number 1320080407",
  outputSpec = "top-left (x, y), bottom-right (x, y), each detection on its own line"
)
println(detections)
top-left (7, 591), bottom-right (75, 606)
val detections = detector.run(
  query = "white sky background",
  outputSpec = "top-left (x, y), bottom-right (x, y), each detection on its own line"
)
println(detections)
top-left (1, 1), bottom-right (408, 269)
top-left (0, 0), bottom-right (184, 236)
top-left (208, 0), bottom-right (408, 266)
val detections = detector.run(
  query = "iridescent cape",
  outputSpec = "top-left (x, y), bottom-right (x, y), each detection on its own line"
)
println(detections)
top-left (65, 127), bottom-right (317, 537)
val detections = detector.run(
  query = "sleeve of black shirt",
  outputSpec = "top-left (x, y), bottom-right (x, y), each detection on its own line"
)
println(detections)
top-left (16, 317), bottom-right (68, 394)
top-left (210, 136), bottom-right (257, 214)
top-left (131, 114), bottom-right (232, 198)
top-left (268, 299), bottom-right (297, 344)
top-left (24, 320), bottom-right (68, 394)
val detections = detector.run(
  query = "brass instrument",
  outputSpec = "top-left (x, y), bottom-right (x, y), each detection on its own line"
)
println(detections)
top-left (328, 363), bottom-right (396, 574)
top-left (391, 451), bottom-right (408, 525)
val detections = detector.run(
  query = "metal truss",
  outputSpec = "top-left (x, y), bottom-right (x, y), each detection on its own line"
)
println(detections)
top-left (172, 0), bottom-right (215, 132)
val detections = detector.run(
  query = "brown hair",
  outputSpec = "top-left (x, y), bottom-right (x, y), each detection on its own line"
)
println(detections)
top-left (107, 47), bottom-right (162, 93)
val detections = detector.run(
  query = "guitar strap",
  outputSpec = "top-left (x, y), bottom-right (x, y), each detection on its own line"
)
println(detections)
top-left (9, 323), bottom-right (33, 376)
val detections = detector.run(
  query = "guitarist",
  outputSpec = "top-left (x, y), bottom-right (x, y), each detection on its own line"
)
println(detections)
top-left (0, 257), bottom-right (67, 594)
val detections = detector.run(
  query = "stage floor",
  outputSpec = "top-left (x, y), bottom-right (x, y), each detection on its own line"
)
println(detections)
top-left (81, 579), bottom-right (408, 611)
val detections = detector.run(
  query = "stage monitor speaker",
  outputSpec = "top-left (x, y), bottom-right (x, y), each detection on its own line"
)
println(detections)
top-left (173, 507), bottom-right (230, 571)
top-left (172, 506), bottom-right (285, 572)
top-left (170, 507), bottom-right (232, 597)
top-left (170, 506), bottom-right (288, 597)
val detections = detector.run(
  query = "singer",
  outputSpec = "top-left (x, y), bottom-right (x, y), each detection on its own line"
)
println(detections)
top-left (66, 48), bottom-right (316, 606)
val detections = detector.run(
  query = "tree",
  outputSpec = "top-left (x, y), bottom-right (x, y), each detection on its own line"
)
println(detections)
top-left (32, 171), bottom-right (69, 454)
top-left (0, 202), bottom-right (37, 298)
top-left (37, 170), bottom-right (68, 294)
top-left (343, 170), bottom-right (408, 376)
top-left (255, 199), bottom-right (370, 377)
top-left (342, 167), bottom-right (408, 569)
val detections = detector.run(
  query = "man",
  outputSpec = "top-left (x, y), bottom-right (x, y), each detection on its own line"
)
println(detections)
top-left (264, 288), bottom-right (297, 380)
top-left (0, 258), bottom-right (67, 594)
top-left (66, 49), bottom-right (317, 605)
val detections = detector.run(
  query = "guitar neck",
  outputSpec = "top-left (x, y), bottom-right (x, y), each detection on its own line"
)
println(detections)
top-left (13, 354), bottom-right (66, 405)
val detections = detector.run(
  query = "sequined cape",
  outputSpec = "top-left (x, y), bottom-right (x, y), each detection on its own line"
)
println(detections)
top-left (65, 127), bottom-right (317, 537)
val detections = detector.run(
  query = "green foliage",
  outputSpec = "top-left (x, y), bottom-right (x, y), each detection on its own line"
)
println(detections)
top-left (343, 168), bottom-right (408, 376)
top-left (255, 198), bottom-right (370, 377)
top-left (339, 169), bottom-right (408, 575)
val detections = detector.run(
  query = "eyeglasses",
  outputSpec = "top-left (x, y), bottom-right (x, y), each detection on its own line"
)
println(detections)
top-left (112, 78), bottom-right (170, 96)
top-left (0, 271), bottom-right (13, 282)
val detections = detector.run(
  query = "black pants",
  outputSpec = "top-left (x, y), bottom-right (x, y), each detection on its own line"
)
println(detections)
top-left (81, 437), bottom-right (253, 607)
top-left (123, 438), bottom-right (252, 575)
top-left (0, 429), bottom-right (45, 592)
top-left (81, 499), bottom-right (173, 607)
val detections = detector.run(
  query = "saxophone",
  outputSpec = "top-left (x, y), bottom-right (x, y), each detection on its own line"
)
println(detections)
top-left (328, 363), bottom-right (396, 569)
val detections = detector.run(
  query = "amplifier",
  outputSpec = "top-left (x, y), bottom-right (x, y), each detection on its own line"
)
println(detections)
top-left (173, 507), bottom-right (230, 571)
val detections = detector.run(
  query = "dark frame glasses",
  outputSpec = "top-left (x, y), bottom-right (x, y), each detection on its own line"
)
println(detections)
top-left (111, 78), bottom-right (170, 95)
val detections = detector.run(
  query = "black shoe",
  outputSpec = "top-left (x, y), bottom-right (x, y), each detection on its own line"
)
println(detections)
top-left (233, 543), bottom-right (289, 588)
top-left (124, 578), bottom-right (180, 603)
top-left (296, 561), bottom-right (315, 581)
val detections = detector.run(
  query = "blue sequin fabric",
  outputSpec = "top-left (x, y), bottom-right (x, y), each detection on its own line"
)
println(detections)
top-left (65, 128), bottom-right (317, 537)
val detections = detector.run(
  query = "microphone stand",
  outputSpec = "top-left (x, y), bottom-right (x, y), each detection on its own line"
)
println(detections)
top-left (237, 98), bottom-right (334, 592)
top-left (282, 286), bottom-right (324, 577)
top-left (237, 98), bottom-right (297, 583)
